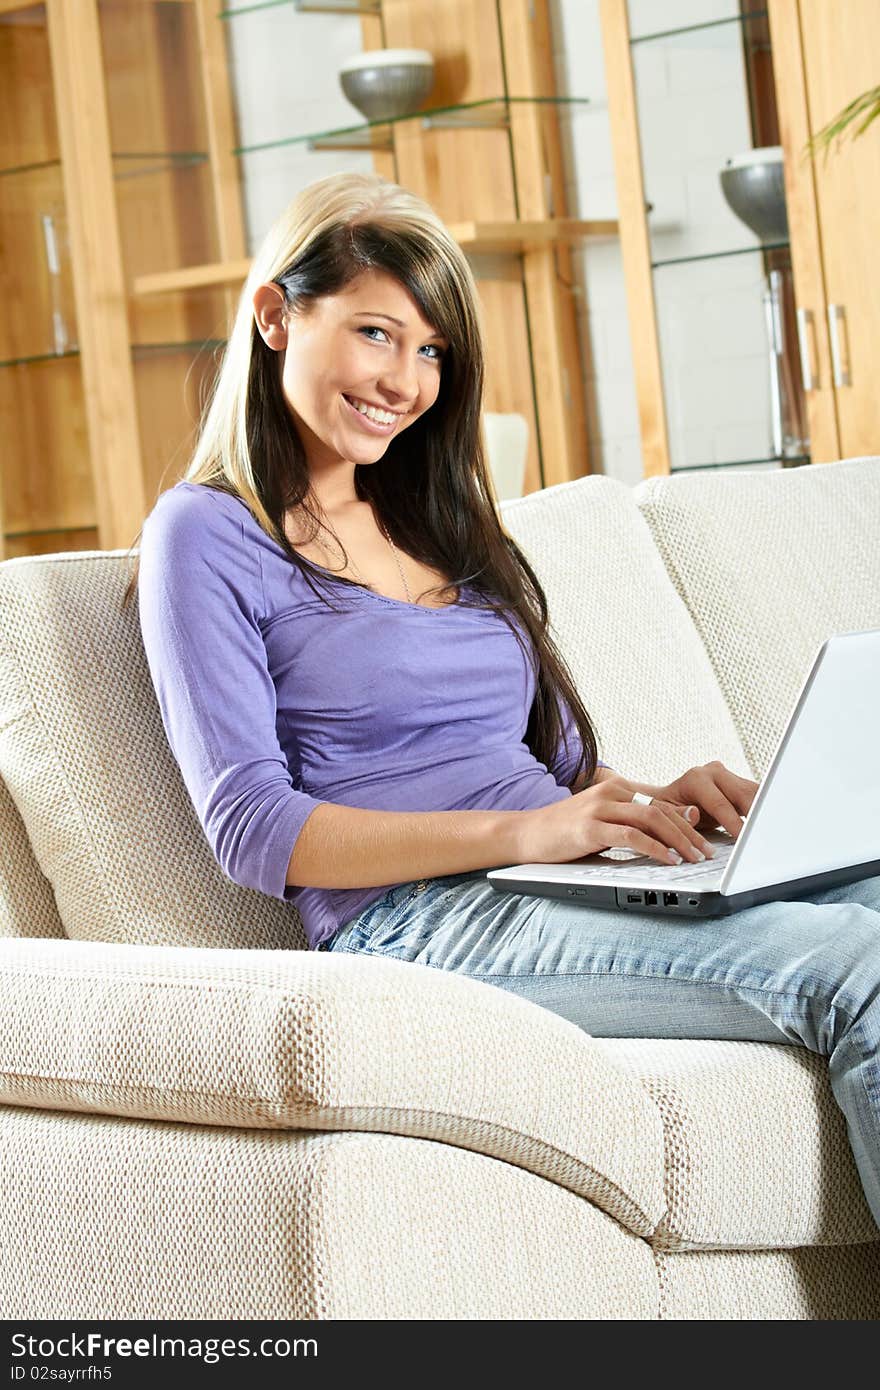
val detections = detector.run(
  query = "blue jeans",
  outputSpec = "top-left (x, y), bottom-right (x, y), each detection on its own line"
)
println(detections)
top-left (321, 868), bottom-right (880, 1230)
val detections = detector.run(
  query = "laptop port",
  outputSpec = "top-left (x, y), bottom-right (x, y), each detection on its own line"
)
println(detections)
top-left (688, 897), bottom-right (700, 907)
top-left (626, 892), bottom-right (643, 904)
top-left (645, 891), bottom-right (658, 905)
top-left (663, 892), bottom-right (678, 906)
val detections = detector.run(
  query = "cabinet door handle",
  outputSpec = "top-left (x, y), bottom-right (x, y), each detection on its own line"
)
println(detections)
top-left (827, 303), bottom-right (852, 388)
top-left (796, 307), bottom-right (817, 391)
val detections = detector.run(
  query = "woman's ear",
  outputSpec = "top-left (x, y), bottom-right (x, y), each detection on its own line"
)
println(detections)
top-left (253, 283), bottom-right (289, 352)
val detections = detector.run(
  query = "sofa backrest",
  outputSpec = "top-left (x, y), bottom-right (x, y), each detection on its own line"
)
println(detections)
top-left (0, 476), bottom-right (749, 946)
top-left (635, 456), bottom-right (880, 777)
top-left (0, 776), bottom-right (64, 939)
top-left (0, 550), bottom-right (308, 949)
top-left (498, 475), bottom-right (749, 785)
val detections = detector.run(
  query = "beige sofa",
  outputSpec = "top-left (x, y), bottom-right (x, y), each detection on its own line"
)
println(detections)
top-left (2, 456), bottom-right (879, 1320)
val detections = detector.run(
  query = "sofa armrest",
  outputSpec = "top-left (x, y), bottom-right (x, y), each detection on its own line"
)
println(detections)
top-left (1, 937), bottom-right (665, 1236)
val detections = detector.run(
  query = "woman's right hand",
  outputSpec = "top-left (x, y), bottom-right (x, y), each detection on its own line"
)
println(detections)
top-left (515, 774), bottom-right (717, 866)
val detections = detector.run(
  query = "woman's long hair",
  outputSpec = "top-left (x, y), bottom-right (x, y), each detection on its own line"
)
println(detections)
top-left (122, 171), bottom-right (599, 787)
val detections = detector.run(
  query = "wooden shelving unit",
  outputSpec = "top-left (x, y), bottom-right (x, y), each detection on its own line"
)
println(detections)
top-left (0, 0), bottom-right (245, 560)
top-left (358, 0), bottom-right (597, 491)
top-left (600, 0), bottom-right (880, 476)
top-left (134, 0), bottom-right (609, 496)
top-left (132, 218), bottom-right (619, 296)
top-left (1, 0), bottom-right (609, 557)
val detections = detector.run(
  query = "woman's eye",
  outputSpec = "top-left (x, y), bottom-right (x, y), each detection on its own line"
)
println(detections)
top-left (358, 326), bottom-right (445, 361)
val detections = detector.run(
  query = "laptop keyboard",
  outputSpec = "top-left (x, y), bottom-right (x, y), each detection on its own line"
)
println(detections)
top-left (571, 839), bottom-right (734, 884)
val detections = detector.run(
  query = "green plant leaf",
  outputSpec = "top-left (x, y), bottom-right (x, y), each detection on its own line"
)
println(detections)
top-left (802, 83), bottom-right (880, 164)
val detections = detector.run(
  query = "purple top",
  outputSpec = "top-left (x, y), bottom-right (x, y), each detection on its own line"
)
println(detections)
top-left (138, 482), bottom-right (606, 950)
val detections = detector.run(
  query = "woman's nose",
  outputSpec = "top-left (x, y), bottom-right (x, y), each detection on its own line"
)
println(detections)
top-left (379, 354), bottom-right (419, 405)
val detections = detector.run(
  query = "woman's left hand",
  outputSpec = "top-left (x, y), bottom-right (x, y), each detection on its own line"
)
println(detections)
top-left (650, 761), bottom-right (759, 839)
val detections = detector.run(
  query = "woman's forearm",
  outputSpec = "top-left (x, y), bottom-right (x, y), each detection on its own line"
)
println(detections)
top-left (287, 801), bottom-right (525, 890)
top-left (571, 764), bottom-right (617, 793)
top-left (289, 763), bottom-right (625, 890)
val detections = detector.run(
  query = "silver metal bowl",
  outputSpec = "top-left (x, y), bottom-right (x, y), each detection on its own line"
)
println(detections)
top-left (339, 49), bottom-right (435, 124)
top-left (719, 147), bottom-right (789, 242)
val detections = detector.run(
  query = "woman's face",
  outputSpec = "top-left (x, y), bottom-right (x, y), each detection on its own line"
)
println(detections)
top-left (255, 267), bottom-right (449, 475)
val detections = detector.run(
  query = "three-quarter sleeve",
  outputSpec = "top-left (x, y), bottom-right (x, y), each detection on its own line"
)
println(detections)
top-left (547, 693), bottom-right (611, 788)
top-left (137, 485), bottom-right (325, 899)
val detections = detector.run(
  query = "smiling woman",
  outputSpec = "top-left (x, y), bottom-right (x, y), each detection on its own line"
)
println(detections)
top-left (127, 174), bottom-right (880, 1234)
top-left (124, 168), bottom-right (604, 909)
top-left (250, 264), bottom-right (458, 601)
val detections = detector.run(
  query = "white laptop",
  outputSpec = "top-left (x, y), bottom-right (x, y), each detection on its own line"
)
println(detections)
top-left (487, 629), bottom-right (880, 918)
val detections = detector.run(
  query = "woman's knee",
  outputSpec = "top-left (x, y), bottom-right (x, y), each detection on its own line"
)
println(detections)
top-left (743, 900), bottom-right (880, 1054)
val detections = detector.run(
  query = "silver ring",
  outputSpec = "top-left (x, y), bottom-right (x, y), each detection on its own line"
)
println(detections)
top-left (632, 792), bottom-right (654, 806)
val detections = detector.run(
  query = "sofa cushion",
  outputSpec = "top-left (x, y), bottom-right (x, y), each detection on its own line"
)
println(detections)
top-left (655, 1244), bottom-right (880, 1320)
top-left (0, 936), bottom-right (667, 1237)
top-left (1, 1116), bottom-right (659, 1321)
top-left (0, 551), bottom-right (307, 948)
top-left (634, 456), bottom-right (880, 778)
top-left (599, 1038), bottom-right (878, 1250)
top-left (499, 476), bottom-right (751, 785)
top-left (0, 776), bottom-right (64, 939)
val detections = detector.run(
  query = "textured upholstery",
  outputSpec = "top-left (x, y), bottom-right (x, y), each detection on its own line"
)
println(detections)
top-left (655, 1245), bottom-right (880, 1320)
top-left (0, 551), bottom-right (308, 950)
top-left (635, 455), bottom-right (880, 778)
top-left (0, 936), bottom-right (666, 1233)
top-left (499, 475), bottom-right (752, 785)
top-left (0, 1111), bottom-right (659, 1320)
top-left (0, 776), bottom-right (64, 939)
top-left (599, 1039), bottom-right (877, 1250)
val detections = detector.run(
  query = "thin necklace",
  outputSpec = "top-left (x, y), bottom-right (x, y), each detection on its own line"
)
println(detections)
top-left (312, 515), bottom-right (415, 605)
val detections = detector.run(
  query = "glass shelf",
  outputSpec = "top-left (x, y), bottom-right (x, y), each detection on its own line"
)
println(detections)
top-left (3, 524), bottom-right (99, 541)
top-left (629, 7), bottom-right (768, 45)
top-left (0, 152), bottom-right (208, 182)
top-left (220, 0), bottom-right (380, 15)
top-left (652, 239), bottom-right (789, 270)
top-left (0, 160), bottom-right (59, 180)
top-left (0, 340), bottom-right (226, 371)
top-left (111, 151), bottom-right (209, 180)
top-left (235, 95), bottom-right (592, 157)
top-left (655, 249), bottom-right (809, 472)
top-left (132, 338), bottom-right (227, 357)
top-left (0, 349), bottom-right (81, 372)
top-left (630, 9), bottom-right (782, 268)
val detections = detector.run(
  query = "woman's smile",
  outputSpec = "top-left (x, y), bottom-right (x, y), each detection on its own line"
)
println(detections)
top-left (341, 392), bottom-right (406, 435)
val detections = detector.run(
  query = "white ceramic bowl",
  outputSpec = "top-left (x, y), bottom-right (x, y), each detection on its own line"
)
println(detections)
top-left (339, 48), bottom-right (435, 123)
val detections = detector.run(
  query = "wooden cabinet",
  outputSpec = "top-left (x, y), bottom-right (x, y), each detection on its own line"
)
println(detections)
top-left (0, 3), bottom-right (103, 560)
top-left (769, 0), bottom-right (880, 461)
top-left (0, 0), bottom-right (244, 561)
top-left (601, 0), bottom-right (880, 477)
